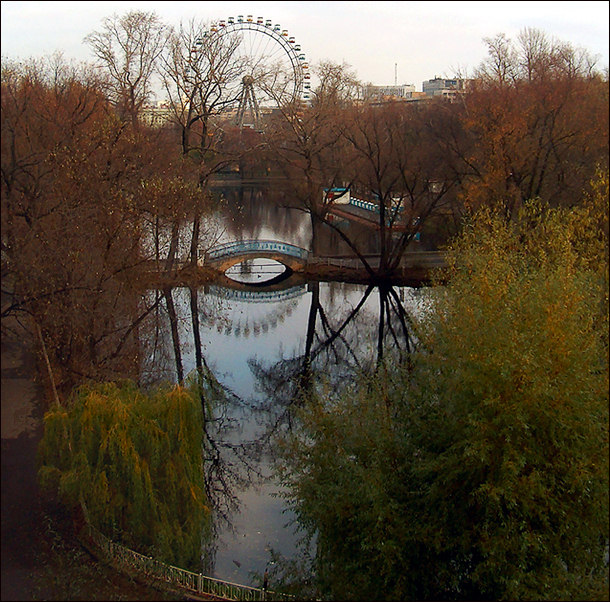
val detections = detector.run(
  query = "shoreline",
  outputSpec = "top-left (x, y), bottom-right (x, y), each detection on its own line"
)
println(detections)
top-left (1, 318), bottom-right (184, 600)
top-left (133, 261), bottom-right (445, 290)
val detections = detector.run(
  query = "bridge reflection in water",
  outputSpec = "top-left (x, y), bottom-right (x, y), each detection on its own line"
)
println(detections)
top-left (206, 283), bottom-right (307, 303)
top-left (205, 282), bottom-right (307, 338)
top-left (199, 238), bottom-right (445, 288)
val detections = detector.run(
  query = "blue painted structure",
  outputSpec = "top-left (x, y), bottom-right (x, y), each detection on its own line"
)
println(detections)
top-left (202, 239), bottom-right (309, 271)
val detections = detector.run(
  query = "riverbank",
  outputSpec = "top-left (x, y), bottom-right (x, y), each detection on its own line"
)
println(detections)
top-left (1, 318), bottom-right (184, 601)
top-left (134, 254), bottom-right (446, 290)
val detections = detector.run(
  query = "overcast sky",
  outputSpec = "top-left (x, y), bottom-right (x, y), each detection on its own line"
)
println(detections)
top-left (1, 1), bottom-right (608, 92)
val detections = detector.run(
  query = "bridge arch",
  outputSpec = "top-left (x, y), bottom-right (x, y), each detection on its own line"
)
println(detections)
top-left (201, 240), bottom-right (309, 272)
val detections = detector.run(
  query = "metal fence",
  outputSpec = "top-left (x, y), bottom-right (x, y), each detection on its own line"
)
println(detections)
top-left (309, 251), bottom-right (444, 270)
top-left (85, 523), bottom-right (293, 601)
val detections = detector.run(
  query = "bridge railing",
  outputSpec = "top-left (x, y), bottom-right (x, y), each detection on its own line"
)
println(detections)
top-left (309, 251), bottom-right (444, 270)
top-left (349, 196), bottom-right (405, 215)
top-left (207, 284), bottom-right (308, 303)
top-left (349, 196), bottom-right (380, 213)
top-left (83, 521), bottom-right (293, 601)
top-left (205, 240), bottom-right (309, 262)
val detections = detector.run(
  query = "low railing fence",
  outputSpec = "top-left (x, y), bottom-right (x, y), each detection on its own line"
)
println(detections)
top-left (307, 256), bottom-right (366, 269)
top-left (84, 522), bottom-right (293, 601)
top-left (204, 240), bottom-right (309, 262)
top-left (308, 251), bottom-right (445, 270)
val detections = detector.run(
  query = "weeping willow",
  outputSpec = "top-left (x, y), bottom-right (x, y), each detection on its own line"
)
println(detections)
top-left (38, 379), bottom-right (210, 571)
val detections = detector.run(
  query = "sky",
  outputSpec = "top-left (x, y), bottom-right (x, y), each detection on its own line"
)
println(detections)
top-left (1, 1), bottom-right (608, 92)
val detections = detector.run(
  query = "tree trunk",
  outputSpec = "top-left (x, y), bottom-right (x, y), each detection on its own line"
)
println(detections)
top-left (164, 220), bottom-right (180, 273)
top-left (163, 287), bottom-right (184, 385)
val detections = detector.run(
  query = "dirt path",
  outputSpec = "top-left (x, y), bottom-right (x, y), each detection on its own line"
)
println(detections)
top-left (1, 321), bottom-right (183, 601)
top-left (1, 323), bottom-right (44, 601)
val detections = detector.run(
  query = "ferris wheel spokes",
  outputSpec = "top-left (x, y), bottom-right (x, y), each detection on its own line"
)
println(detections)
top-left (208, 15), bottom-right (309, 129)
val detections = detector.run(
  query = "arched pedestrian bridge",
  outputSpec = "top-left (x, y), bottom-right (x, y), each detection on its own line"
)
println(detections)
top-left (200, 239), bottom-right (309, 272)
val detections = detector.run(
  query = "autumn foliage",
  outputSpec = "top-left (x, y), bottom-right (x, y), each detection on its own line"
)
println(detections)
top-left (278, 179), bottom-right (609, 600)
top-left (1, 56), bottom-right (203, 392)
top-left (459, 29), bottom-right (609, 215)
top-left (38, 379), bottom-right (209, 570)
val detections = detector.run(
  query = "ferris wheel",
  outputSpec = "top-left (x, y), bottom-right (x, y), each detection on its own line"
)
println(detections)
top-left (208, 15), bottom-right (310, 128)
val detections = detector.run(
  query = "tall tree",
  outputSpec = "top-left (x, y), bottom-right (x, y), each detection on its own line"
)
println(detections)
top-left (1, 56), bottom-right (197, 394)
top-left (160, 19), bottom-right (263, 267)
top-left (161, 18), bottom-right (242, 160)
top-left (341, 100), bottom-right (460, 275)
top-left (84, 11), bottom-right (169, 125)
top-left (266, 62), bottom-right (357, 258)
top-left (276, 175), bottom-right (609, 600)
top-left (461, 28), bottom-right (609, 215)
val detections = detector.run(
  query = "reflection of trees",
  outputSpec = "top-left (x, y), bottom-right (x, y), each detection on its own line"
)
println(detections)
top-left (249, 282), bottom-right (420, 438)
top-left (140, 279), bottom-right (423, 574)
top-left (216, 185), bottom-right (310, 246)
top-left (141, 285), bottom-right (265, 573)
top-left (376, 285), bottom-right (417, 368)
top-left (188, 285), bottom-right (263, 529)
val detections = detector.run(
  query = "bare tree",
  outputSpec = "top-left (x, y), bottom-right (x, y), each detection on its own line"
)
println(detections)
top-left (160, 20), bottom-right (266, 267)
top-left (161, 20), bottom-right (243, 162)
top-left (265, 62), bottom-right (368, 262)
top-left (338, 100), bottom-right (461, 276)
top-left (479, 33), bottom-right (518, 85)
top-left (84, 11), bottom-right (169, 125)
top-left (313, 60), bottom-right (361, 107)
top-left (464, 27), bottom-right (609, 215)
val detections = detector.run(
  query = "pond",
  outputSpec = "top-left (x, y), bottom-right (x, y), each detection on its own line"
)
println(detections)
top-left (140, 276), bottom-right (429, 585)
top-left (138, 186), bottom-right (431, 585)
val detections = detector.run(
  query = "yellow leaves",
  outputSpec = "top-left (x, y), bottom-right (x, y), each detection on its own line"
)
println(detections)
top-left (38, 379), bottom-right (209, 569)
top-left (430, 199), bottom-right (608, 438)
top-left (38, 464), bottom-right (63, 493)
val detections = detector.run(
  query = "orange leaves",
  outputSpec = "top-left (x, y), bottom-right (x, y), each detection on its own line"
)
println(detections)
top-left (462, 37), bottom-right (607, 213)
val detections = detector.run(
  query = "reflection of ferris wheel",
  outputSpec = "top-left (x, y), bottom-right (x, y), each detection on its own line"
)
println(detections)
top-left (208, 15), bottom-right (310, 128)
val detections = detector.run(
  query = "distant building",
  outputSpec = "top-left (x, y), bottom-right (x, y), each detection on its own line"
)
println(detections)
top-left (411, 91), bottom-right (428, 101)
top-left (323, 187), bottom-right (350, 204)
top-left (141, 101), bottom-right (174, 127)
top-left (362, 83), bottom-right (416, 102)
top-left (422, 77), bottom-right (468, 101)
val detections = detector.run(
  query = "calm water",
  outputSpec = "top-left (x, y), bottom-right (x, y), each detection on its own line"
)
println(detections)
top-left (141, 278), bottom-right (428, 584)
top-left (140, 188), bottom-right (429, 584)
